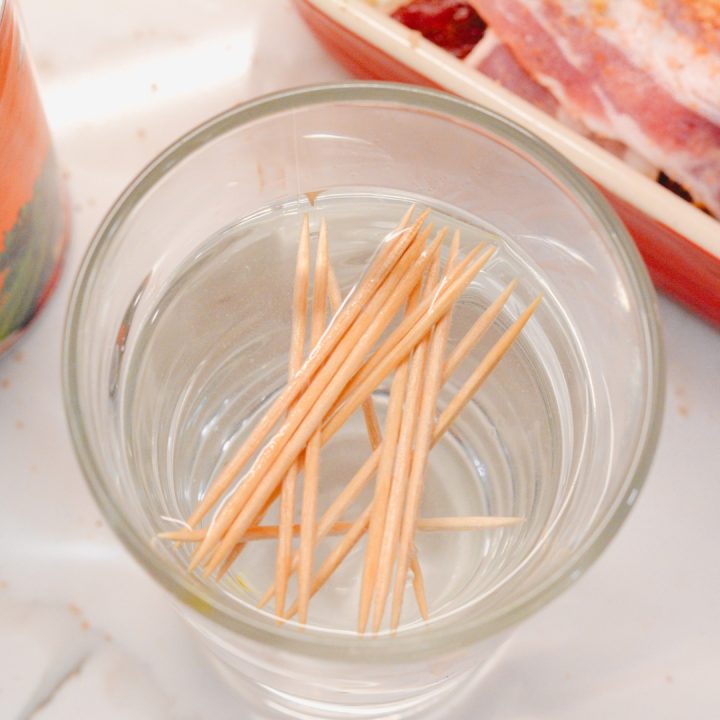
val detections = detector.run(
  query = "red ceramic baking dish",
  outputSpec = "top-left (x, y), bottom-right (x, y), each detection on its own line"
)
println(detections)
top-left (295, 0), bottom-right (720, 326)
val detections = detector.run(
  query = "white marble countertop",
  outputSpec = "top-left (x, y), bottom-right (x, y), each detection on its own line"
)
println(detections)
top-left (1, 1), bottom-right (719, 717)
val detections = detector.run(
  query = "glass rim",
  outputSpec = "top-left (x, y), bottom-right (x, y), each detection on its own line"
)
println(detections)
top-left (63, 81), bottom-right (665, 663)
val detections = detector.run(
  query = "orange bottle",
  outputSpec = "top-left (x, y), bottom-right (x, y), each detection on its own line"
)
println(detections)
top-left (0, 0), bottom-right (69, 356)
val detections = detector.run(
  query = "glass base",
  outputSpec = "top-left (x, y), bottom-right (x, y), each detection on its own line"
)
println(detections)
top-left (209, 654), bottom-right (482, 720)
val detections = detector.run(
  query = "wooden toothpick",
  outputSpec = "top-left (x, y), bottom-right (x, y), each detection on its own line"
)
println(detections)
top-left (373, 232), bottom-right (460, 631)
top-left (160, 515), bottom-right (524, 543)
top-left (443, 279), bottom-right (518, 380)
top-left (357, 272), bottom-right (426, 633)
top-left (327, 264), bottom-right (381, 451)
top-left (296, 219), bottom-right (329, 624)
top-left (274, 216), bottom-right (310, 616)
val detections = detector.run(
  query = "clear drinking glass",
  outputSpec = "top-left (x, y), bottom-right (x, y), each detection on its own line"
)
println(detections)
top-left (63, 83), bottom-right (664, 720)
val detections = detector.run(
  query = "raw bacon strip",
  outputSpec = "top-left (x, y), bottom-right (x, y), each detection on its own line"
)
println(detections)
top-left (468, 0), bottom-right (720, 216)
top-left (464, 30), bottom-right (658, 178)
top-left (596, 0), bottom-right (720, 125)
top-left (659, 0), bottom-right (720, 53)
top-left (464, 30), bottom-right (559, 115)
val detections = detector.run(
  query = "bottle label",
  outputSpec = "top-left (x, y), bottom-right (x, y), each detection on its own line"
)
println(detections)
top-left (0, 1), bottom-right (68, 354)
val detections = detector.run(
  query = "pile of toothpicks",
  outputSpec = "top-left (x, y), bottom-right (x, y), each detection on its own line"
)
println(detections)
top-left (162, 207), bottom-right (540, 633)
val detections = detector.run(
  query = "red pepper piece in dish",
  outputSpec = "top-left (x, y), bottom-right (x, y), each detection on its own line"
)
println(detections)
top-left (392, 0), bottom-right (487, 59)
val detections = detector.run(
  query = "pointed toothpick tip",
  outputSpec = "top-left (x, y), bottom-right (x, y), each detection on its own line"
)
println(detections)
top-left (400, 203), bottom-right (416, 227)
top-left (423, 227), bottom-right (447, 258)
top-left (188, 545), bottom-right (207, 573)
top-left (515, 294), bottom-right (543, 326)
top-left (416, 207), bottom-right (431, 223)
